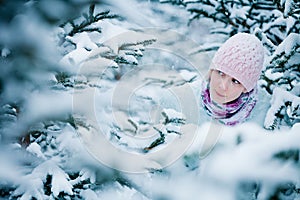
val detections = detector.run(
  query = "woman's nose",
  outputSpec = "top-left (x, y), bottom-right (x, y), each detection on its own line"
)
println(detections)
top-left (220, 78), bottom-right (230, 91)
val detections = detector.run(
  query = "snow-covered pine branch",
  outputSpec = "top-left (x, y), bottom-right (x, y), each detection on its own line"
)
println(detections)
top-left (12, 160), bottom-right (74, 200)
top-left (163, 0), bottom-right (281, 36)
top-left (192, 122), bottom-right (300, 199)
top-left (58, 15), bottom-right (156, 87)
top-left (64, 5), bottom-right (120, 37)
top-left (261, 33), bottom-right (300, 94)
top-left (254, 27), bottom-right (276, 55)
top-left (264, 87), bottom-right (300, 130)
top-left (163, 0), bottom-right (299, 45)
top-left (0, 2), bottom-right (157, 199)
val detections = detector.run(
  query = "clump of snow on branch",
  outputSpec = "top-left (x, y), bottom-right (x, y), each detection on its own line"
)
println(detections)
top-left (264, 87), bottom-right (300, 130)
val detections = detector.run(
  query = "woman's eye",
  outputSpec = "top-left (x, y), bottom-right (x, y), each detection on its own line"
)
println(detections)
top-left (217, 70), bottom-right (225, 76)
top-left (232, 79), bottom-right (240, 84)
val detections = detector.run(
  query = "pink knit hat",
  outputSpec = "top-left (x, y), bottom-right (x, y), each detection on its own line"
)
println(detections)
top-left (210, 33), bottom-right (265, 92)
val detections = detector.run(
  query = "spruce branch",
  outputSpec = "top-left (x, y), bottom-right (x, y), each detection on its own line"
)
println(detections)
top-left (67, 5), bottom-right (119, 37)
top-left (143, 127), bottom-right (165, 152)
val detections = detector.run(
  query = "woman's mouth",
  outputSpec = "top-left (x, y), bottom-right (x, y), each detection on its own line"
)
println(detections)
top-left (215, 90), bottom-right (226, 98)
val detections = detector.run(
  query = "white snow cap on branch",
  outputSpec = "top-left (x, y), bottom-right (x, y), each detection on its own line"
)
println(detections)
top-left (268, 33), bottom-right (300, 63)
top-left (264, 87), bottom-right (300, 129)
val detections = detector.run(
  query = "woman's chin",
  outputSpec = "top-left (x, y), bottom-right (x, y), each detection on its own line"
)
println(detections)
top-left (211, 96), bottom-right (226, 104)
top-left (210, 93), bottom-right (227, 104)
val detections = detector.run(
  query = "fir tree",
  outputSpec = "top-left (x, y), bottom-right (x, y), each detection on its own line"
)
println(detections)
top-left (0, 2), bottom-right (155, 199)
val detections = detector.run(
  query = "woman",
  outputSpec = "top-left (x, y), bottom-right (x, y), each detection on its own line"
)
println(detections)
top-left (201, 32), bottom-right (265, 126)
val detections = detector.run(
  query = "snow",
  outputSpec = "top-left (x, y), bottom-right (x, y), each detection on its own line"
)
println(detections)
top-left (80, 189), bottom-right (99, 200)
top-left (230, 6), bottom-right (248, 19)
top-left (286, 15), bottom-right (298, 32)
top-left (11, 157), bottom-right (74, 199)
top-left (94, 20), bottom-right (128, 44)
top-left (1, 0), bottom-right (300, 199)
top-left (50, 167), bottom-right (73, 197)
top-left (26, 142), bottom-right (46, 159)
top-left (52, 2), bottom-right (300, 196)
top-left (1, 47), bottom-right (10, 57)
top-left (96, 182), bottom-right (150, 200)
top-left (270, 33), bottom-right (300, 59)
top-left (66, 32), bottom-right (98, 50)
top-left (23, 91), bottom-right (72, 123)
top-left (283, 0), bottom-right (293, 16)
top-left (265, 69), bottom-right (282, 81)
top-left (13, 177), bottom-right (44, 200)
top-left (264, 86), bottom-right (300, 129)
top-left (162, 108), bottom-right (186, 121)
top-left (204, 124), bottom-right (299, 182)
top-left (118, 52), bottom-right (138, 65)
top-left (59, 47), bottom-right (90, 70)
top-left (284, 33), bottom-right (300, 54)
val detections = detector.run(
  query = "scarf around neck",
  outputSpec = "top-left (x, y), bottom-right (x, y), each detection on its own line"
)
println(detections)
top-left (200, 82), bottom-right (257, 126)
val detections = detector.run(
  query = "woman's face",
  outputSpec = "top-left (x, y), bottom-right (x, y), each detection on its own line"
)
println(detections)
top-left (209, 70), bottom-right (247, 104)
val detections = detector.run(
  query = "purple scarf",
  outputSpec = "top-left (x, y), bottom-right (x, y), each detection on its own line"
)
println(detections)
top-left (200, 82), bottom-right (257, 126)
